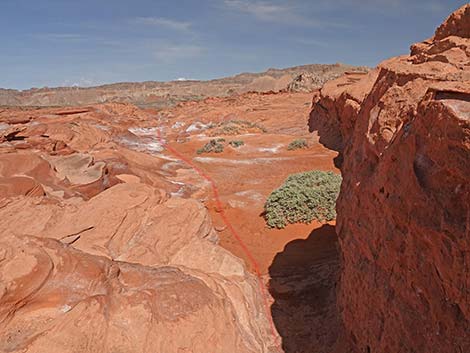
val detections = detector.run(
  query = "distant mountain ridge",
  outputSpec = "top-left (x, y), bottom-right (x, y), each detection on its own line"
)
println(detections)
top-left (0, 63), bottom-right (368, 108)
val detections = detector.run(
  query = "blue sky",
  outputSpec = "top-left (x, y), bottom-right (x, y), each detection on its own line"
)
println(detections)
top-left (0, 0), bottom-right (466, 89)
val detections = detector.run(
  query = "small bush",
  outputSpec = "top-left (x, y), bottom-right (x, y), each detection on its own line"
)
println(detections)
top-left (196, 139), bottom-right (225, 154)
top-left (287, 139), bottom-right (308, 150)
top-left (213, 143), bottom-right (224, 153)
top-left (264, 170), bottom-right (342, 229)
top-left (229, 140), bottom-right (245, 148)
top-left (208, 120), bottom-right (267, 135)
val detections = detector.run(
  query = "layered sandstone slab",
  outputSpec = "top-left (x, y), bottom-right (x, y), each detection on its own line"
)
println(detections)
top-left (0, 234), bottom-right (272, 353)
top-left (0, 103), bottom-right (279, 352)
top-left (310, 4), bottom-right (470, 353)
top-left (0, 183), bottom-right (278, 352)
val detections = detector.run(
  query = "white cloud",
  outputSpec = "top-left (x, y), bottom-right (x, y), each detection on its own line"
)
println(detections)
top-left (33, 33), bottom-right (86, 41)
top-left (334, 0), bottom-right (447, 13)
top-left (224, 0), bottom-right (290, 21)
top-left (133, 17), bottom-right (192, 31)
top-left (61, 77), bottom-right (98, 87)
top-left (31, 33), bottom-right (124, 47)
top-left (154, 45), bottom-right (205, 61)
top-left (294, 38), bottom-right (329, 47)
top-left (223, 0), bottom-right (349, 28)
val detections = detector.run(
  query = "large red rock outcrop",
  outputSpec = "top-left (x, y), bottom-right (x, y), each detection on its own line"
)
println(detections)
top-left (309, 71), bottom-right (378, 154)
top-left (310, 4), bottom-right (469, 353)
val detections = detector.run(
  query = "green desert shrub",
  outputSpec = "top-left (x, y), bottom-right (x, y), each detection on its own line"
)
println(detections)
top-left (229, 140), bottom-right (245, 148)
top-left (196, 139), bottom-right (225, 154)
top-left (264, 170), bottom-right (342, 229)
top-left (209, 120), bottom-right (267, 135)
top-left (287, 139), bottom-right (308, 150)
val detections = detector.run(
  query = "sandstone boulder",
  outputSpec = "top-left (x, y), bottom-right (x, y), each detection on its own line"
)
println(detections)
top-left (0, 234), bottom-right (273, 353)
top-left (287, 73), bottom-right (322, 93)
top-left (0, 182), bottom-right (278, 352)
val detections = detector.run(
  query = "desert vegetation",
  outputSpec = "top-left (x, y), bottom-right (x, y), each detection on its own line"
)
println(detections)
top-left (208, 120), bottom-right (267, 136)
top-left (229, 140), bottom-right (245, 148)
top-left (264, 170), bottom-right (342, 229)
top-left (196, 138), bottom-right (225, 154)
top-left (287, 138), bottom-right (308, 150)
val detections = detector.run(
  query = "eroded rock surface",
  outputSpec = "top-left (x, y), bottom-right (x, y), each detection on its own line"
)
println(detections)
top-left (309, 71), bottom-right (378, 154)
top-left (0, 104), bottom-right (279, 352)
top-left (0, 234), bottom-right (269, 353)
top-left (310, 5), bottom-right (469, 353)
top-left (287, 72), bottom-right (336, 93)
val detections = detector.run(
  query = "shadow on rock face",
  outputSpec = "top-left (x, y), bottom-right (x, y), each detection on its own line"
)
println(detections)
top-left (308, 109), bottom-right (344, 169)
top-left (308, 108), bottom-right (343, 151)
top-left (268, 224), bottom-right (353, 353)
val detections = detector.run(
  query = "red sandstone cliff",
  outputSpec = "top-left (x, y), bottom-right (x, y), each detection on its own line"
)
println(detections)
top-left (310, 4), bottom-right (470, 353)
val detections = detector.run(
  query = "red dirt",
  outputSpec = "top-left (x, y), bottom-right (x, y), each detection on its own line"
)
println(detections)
top-left (160, 92), bottom-right (338, 274)
top-left (158, 91), bottom-right (348, 353)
